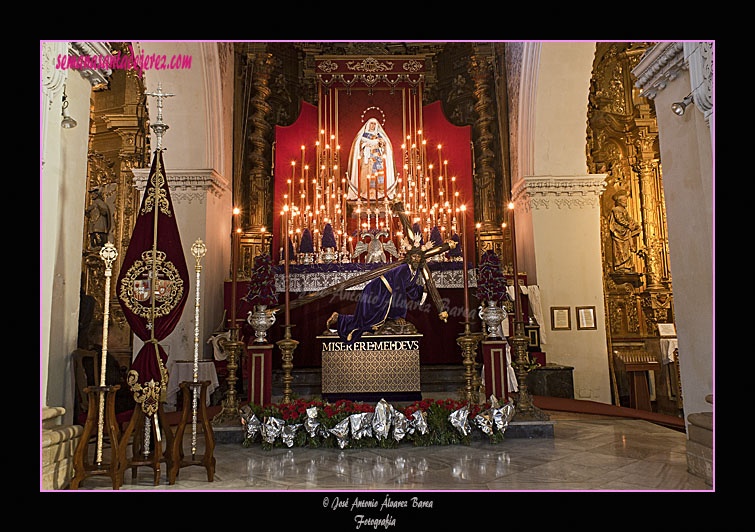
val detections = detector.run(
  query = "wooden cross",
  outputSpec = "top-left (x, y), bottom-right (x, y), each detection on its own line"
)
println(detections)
top-left (272, 200), bottom-right (454, 322)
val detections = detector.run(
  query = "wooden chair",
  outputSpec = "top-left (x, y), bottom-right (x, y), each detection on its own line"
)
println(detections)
top-left (73, 349), bottom-right (134, 430)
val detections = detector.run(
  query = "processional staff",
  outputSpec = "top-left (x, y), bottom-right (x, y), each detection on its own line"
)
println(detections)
top-left (140, 81), bottom-right (174, 456)
top-left (190, 239), bottom-right (207, 457)
top-left (96, 242), bottom-right (118, 466)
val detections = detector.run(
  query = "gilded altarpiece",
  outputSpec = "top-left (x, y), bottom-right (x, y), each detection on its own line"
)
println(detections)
top-left (232, 43), bottom-right (514, 278)
top-left (80, 47), bottom-right (151, 370)
top-left (587, 43), bottom-right (680, 415)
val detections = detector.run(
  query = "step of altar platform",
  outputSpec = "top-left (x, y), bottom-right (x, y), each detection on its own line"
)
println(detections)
top-left (270, 364), bottom-right (467, 403)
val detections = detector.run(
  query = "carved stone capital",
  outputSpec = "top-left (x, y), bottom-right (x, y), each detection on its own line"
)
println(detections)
top-left (132, 167), bottom-right (230, 204)
top-left (631, 42), bottom-right (686, 100)
top-left (684, 42), bottom-right (714, 125)
top-left (42, 41), bottom-right (69, 107)
top-left (511, 175), bottom-right (607, 212)
top-left (69, 42), bottom-right (113, 87)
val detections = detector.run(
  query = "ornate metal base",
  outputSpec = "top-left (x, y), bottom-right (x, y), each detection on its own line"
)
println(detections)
top-left (510, 323), bottom-right (550, 421)
top-left (212, 338), bottom-right (245, 426)
top-left (456, 322), bottom-right (483, 404)
top-left (276, 324), bottom-right (299, 404)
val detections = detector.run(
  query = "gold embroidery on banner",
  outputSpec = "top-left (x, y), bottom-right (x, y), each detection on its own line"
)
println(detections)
top-left (141, 156), bottom-right (172, 217)
top-left (127, 371), bottom-right (163, 416)
top-left (119, 250), bottom-right (184, 319)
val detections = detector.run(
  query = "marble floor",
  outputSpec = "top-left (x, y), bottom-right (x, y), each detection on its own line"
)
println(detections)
top-left (72, 411), bottom-right (711, 492)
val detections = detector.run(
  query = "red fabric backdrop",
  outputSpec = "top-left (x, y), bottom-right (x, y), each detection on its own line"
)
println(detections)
top-left (272, 98), bottom-right (474, 261)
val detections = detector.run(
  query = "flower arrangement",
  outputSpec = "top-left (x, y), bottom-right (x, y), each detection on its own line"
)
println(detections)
top-left (242, 396), bottom-right (511, 450)
top-left (243, 253), bottom-right (278, 307)
top-left (476, 249), bottom-right (508, 303)
top-left (321, 223), bottom-right (337, 249)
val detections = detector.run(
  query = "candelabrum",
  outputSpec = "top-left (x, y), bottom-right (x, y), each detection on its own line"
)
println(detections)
top-left (276, 324), bottom-right (299, 404)
top-left (211, 328), bottom-right (245, 426)
top-left (510, 321), bottom-right (549, 420)
top-left (457, 322), bottom-right (483, 404)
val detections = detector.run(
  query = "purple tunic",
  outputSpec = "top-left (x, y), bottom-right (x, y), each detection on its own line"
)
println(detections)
top-left (336, 263), bottom-right (424, 343)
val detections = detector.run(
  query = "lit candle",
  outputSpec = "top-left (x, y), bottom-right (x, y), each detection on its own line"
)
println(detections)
top-left (443, 160), bottom-right (449, 199)
top-left (428, 164), bottom-right (434, 206)
top-left (508, 201), bottom-right (522, 322)
top-left (231, 207), bottom-right (241, 335)
top-left (460, 204), bottom-right (470, 323)
top-left (475, 222), bottom-right (482, 266)
top-left (284, 204), bottom-right (290, 326)
top-left (452, 176), bottom-right (456, 213)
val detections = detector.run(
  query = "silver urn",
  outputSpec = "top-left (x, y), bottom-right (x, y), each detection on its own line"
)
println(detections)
top-left (478, 300), bottom-right (507, 339)
top-left (247, 304), bottom-right (276, 343)
top-left (321, 247), bottom-right (337, 263)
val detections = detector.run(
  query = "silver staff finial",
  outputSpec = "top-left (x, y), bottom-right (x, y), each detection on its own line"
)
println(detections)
top-left (145, 82), bottom-right (175, 151)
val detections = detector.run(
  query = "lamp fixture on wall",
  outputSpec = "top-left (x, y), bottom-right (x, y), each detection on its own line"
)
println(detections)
top-left (671, 93), bottom-right (694, 116)
top-left (61, 85), bottom-right (77, 129)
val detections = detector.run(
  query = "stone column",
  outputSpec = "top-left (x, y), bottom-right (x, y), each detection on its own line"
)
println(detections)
top-left (631, 42), bottom-right (714, 420)
top-left (512, 175), bottom-right (612, 404)
top-left (468, 51), bottom-right (505, 260)
top-left (131, 168), bottom-right (231, 373)
top-left (239, 53), bottom-right (276, 276)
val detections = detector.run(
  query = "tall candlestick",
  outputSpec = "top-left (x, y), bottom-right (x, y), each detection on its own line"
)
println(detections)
top-left (452, 176), bottom-right (456, 214)
top-left (508, 201), bottom-right (522, 321)
top-left (443, 160), bottom-right (449, 200)
top-left (460, 204), bottom-right (470, 322)
top-left (231, 207), bottom-right (240, 337)
top-left (284, 205), bottom-right (290, 326)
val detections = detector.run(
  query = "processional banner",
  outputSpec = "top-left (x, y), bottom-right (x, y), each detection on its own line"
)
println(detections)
top-left (117, 149), bottom-right (189, 415)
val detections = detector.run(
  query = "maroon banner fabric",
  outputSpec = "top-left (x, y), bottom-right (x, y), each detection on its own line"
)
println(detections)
top-left (117, 149), bottom-right (189, 389)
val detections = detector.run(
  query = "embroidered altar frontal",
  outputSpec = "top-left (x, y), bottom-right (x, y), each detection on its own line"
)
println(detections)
top-left (318, 334), bottom-right (421, 399)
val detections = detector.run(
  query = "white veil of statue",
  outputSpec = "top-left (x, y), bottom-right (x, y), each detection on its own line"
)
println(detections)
top-left (347, 117), bottom-right (397, 201)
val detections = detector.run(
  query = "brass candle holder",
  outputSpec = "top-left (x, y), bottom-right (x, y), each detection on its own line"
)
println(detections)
top-left (507, 200), bottom-right (548, 421)
top-left (510, 320), bottom-right (549, 420)
top-left (211, 328), bottom-right (245, 426)
top-left (457, 321), bottom-right (482, 404)
top-left (276, 324), bottom-right (299, 404)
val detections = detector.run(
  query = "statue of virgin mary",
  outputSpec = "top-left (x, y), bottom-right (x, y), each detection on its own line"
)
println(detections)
top-left (347, 117), bottom-right (397, 201)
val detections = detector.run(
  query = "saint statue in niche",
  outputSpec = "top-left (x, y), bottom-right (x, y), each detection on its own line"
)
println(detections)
top-left (608, 189), bottom-right (641, 272)
top-left (347, 117), bottom-right (396, 201)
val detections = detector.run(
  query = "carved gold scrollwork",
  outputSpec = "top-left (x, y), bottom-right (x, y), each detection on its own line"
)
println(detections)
top-left (346, 57), bottom-right (394, 72)
top-left (141, 158), bottom-right (171, 217)
top-left (127, 372), bottom-right (163, 417)
top-left (118, 250), bottom-right (185, 319)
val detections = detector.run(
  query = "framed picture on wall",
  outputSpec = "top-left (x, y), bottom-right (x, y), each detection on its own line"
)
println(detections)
top-left (576, 306), bottom-right (597, 330)
top-left (550, 307), bottom-right (571, 330)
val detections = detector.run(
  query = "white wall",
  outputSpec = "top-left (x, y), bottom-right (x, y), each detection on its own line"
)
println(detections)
top-left (41, 45), bottom-right (92, 423)
top-left (133, 42), bottom-right (233, 368)
top-left (513, 42), bottom-right (612, 404)
top-left (650, 70), bottom-right (714, 419)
